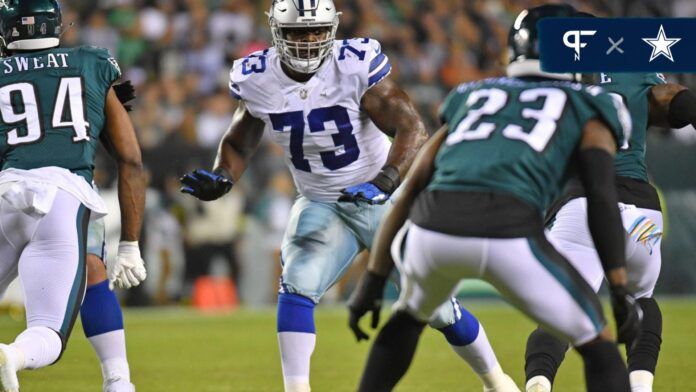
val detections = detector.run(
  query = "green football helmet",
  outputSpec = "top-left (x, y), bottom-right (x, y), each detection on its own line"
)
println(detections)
top-left (0, 0), bottom-right (62, 54)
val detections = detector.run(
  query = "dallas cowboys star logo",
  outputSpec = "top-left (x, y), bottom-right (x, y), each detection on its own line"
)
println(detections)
top-left (642, 25), bottom-right (681, 62)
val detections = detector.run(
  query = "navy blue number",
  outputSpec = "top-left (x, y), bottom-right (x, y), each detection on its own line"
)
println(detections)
top-left (338, 38), bottom-right (370, 61)
top-left (242, 49), bottom-right (269, 75)
top-left (269, 111), bottom-right (311, 172)
top-left (270, 106), bottom-right (360, 172)
top-left (308, 106), bottom-right (359, 170)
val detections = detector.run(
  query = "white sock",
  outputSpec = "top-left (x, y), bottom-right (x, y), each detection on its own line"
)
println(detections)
top-left (278, 331), bottom-right (315, 392)
top-left (526, 375), bottom-right (552, 392)
top-left (88, 330), bottom-right (130, 382)
top-left (449, 325), bottom-right (500, 382)
top-left (10, 327), bottom-right (62, 370)
top-left (629, 370), bottom-right (654, 392)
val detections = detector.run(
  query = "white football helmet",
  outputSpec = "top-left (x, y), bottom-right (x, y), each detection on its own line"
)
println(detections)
top-left (268, 0), bottom-right (340, 74)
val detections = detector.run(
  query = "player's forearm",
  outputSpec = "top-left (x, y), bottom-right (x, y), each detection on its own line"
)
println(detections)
top-left (368, 186), bottom-right (416, 276)
top-left (213, 138), bottom-right (251, 182)
top-left (667, 89), bottom-right (696, 129)
top-left (383, 122), bottom-right (429, 178)
top-left (117, 160), bottom-right (146, 242)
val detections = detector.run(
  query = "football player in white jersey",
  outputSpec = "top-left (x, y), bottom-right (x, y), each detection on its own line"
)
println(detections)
top-left (181, 1), bottom-right (517, 391)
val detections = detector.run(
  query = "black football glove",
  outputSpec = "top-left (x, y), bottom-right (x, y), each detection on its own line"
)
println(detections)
top-left (113, 80), bottom-right (136, 112)
top-left (610, 285), bottom-right (643, 346)
top-left (180, 169), bottom-right (234, 201)
top-left (347, 271), bottom-right (388, 342)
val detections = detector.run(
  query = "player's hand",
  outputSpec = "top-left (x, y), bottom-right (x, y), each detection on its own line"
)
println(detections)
top-left (610, 285), bottom-right (643, 346)
top-left (339, 166), bottom-right (400, 205)
top-left (347, 271), bottom-right (388, 341)
top-left (180, 169), bottom-right (233, 201)
top-left (113, 80), bottom-right (135, 112)
top-left (339, 182), bottom-right (389, 205)
top-left (107, 241), bottom-right (147, 290)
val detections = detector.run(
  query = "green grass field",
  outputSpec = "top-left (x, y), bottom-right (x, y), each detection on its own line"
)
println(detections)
top-left (1, 299), bottom-right (694, 391)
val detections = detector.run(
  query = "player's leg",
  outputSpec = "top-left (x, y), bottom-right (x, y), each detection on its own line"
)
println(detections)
top-left (358, 224), bottom-right (485, 391)
top-left (524, 199), bottom-right (605, 392)
top-left (80, 215), bottom-right (134, 392)
top-left (278, 197), bottom-right (361, 392)
top-left (0, 195), bottom-right (36, 391)
top-left (486, 234), bottom-right (629, 392)
top-left (428, 298), bottom-right (518, 391)
top-left (0, 190), bottom-right (90, 391)
top-left (388, 223), bottom-right (516, 391)
top-left (624, 208), bottom-right (663, 392)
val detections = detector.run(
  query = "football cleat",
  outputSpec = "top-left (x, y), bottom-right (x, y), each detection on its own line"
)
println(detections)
top-left (0, 344), bottom-right (19, 392)
top-left (103, 376), bottom-right (135, 392)
top-left (525, 375), bottom-right (551, 392)
top-left (484, 374), bottom-right (521, 392)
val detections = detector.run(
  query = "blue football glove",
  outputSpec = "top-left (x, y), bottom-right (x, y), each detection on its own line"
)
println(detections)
top-left (339, 183), bottom-right (389, 204)
top-left (180, 169), bottom-right (233, 201)
top-left (338, 166), bottom-right (400, 205)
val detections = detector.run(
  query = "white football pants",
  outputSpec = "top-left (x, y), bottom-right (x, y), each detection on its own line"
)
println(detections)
top-left (548, 198), bottom-right (662, 298)
top-left (0, 188), bottom-right (89, 340)
top-left (396, 224), bottom-right (606, 346)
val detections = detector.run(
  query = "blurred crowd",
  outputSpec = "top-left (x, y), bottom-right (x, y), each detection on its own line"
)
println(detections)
top-left (58, 0), bottom-right (692, 305)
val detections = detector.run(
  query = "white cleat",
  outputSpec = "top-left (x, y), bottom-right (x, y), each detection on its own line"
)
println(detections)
top-left (0, 344), bottom-right (19, 392)
top-left (103, 376), bottom-right (135, 392)
top-left (525, 375), bottom-right (551, 392)
top-left (484, 374), bottom-right (521, 392)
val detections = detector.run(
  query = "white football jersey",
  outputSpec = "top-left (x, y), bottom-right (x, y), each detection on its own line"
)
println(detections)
top-left (230, 38), bottom-right (393, 202)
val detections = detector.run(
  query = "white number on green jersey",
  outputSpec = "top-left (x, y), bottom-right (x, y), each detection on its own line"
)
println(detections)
top-left (0, 78), bottom-right (90, 146)
top-left (447, 87), bottom-right (567, 152)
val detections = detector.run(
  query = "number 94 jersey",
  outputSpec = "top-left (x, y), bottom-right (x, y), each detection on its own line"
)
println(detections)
top-left (230, 38), bottom-right (392, 203)
top-left (0, 46), bottom-right (121, 183)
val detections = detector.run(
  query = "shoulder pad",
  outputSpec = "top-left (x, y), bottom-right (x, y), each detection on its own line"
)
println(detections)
top-left (334, 38), bottom-right (391, 89)
top-left (78, 45), bottom-right (122, 82)
top-left (230, 48), bottom-right (273, 101)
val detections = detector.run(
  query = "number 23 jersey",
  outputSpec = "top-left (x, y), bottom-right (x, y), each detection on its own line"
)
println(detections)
top-left (230, 38), bottom-right (392, 203)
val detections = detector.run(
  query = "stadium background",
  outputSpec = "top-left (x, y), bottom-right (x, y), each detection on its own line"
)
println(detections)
top-left (44, 0), bottom-right (696, 309)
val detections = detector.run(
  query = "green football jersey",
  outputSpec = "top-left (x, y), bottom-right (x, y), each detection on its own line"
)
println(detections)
top-left (432, 77), bottom-right (630, 212)
top-left (597, 73), bottom-right (665, 182)
top-left (0, 46), bottom-right (121, 182)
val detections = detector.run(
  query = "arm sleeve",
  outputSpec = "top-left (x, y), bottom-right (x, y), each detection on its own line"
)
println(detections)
top-left (578, 148), bottom-right (625, 272)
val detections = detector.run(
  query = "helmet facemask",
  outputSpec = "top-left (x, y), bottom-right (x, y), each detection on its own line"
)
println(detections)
top-left (270, 18), bottom-right (338, 74)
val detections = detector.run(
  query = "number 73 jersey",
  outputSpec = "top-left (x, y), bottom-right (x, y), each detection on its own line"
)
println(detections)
top-left (0, 46), bottom-right (121, 182)
top-left (431, 77), bottom-right (632, 212)
top-left (230, 39), bottom-right (392, 203)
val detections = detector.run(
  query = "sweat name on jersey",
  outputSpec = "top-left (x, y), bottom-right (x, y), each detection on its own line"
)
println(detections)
top-left (2, 52), bottom-right (70, 74)
top-left (229, 38), bottom-right (393, 203)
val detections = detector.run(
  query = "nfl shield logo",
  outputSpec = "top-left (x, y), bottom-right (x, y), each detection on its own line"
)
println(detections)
top-left (21, 16), bottom-right (35, 25)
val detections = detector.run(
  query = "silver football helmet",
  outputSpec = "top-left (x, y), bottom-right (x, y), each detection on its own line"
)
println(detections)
top-left (268, 0), bottom-right (340, 74)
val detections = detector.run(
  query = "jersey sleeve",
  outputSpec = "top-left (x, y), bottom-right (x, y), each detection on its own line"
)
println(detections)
top-left (229, 49), bottom-right (273, 119)
top-left (645, 73), bottom-right (666, 86)
top-left (335, 38), bottom-right (392, 97)
top-left (81, 47), bottom-right (121, 87)
top-left (581, 86), bottom-right (633, 148)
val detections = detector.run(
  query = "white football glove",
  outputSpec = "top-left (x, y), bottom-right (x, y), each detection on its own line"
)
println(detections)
top-left (107, 241), bottom-right (147, 290)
